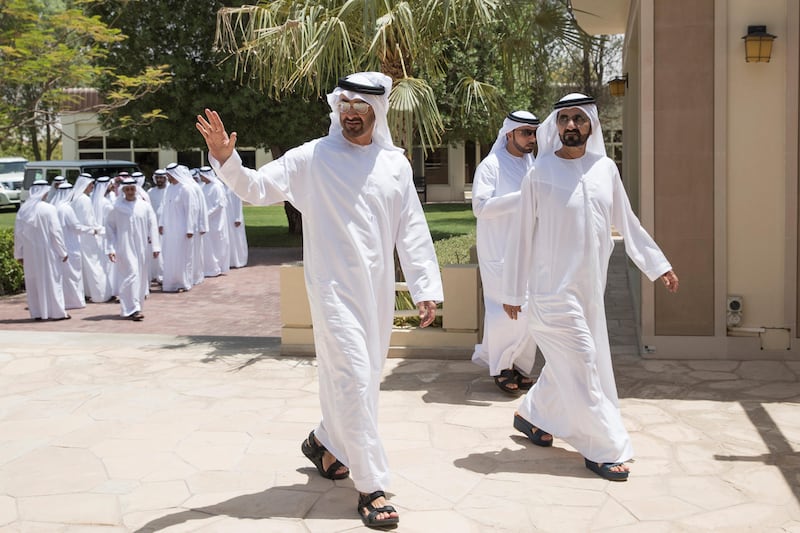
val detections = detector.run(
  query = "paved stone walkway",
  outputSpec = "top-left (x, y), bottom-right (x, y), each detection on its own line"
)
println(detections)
top-left (0, 244), bottom-right (799, 531)
top-left (0, 248), bottom-right (301, 338)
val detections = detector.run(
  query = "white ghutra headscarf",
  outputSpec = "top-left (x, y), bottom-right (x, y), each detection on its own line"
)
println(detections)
top-left (489, 110), bottom-right (540, 156)
top-left (326, 71), bottom-right (400, 152)
top-left (535, 93), bottom-right (606, 158)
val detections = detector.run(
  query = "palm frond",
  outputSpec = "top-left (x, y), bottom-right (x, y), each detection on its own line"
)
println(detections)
top-left (420, 0), bottom-right (499, 39)
top-left (454, 77), bottom-right (505, 118)
top-left (290, 12), bottom-right (356, 95)
top-left (365, 1), bottom-right (417, 72)
top-left (388, 76), bottom-right (443, 156)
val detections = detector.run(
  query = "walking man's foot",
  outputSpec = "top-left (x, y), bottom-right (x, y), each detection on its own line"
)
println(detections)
top-left (358, 490), bottom-right (399, 529)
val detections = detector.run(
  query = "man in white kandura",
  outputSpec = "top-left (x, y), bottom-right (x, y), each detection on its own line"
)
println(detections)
top-left (49, 182), bottom-right (90, 310)
top-left (161, 164), bottom-right (198, 293)
top-left (198, 166), bottom-right (229, 277)
top-left (472, 110), bottom-right (540, 394)
top-left (502, 93), bottom-right (680, 481)
top-left (224, 179), bottom-right (248, 268)
top-left (71, 175), bottom-right (112, 304)
top-left (197, 72), bottom-right (443, 529)
top-left (14, 182), bottom-right (70, 320)
top-left (105, 177), bottom-right (160, 321)
top-left (148, 169), bottom-right (168, 283)
top-left (185, 166), bottom-right (208, 286)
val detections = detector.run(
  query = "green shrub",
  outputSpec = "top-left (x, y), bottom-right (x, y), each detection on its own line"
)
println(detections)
top-left (434, 231), bottom-right (476, 266)
top-left (0, 227), bottom-right (24, 296)
top-left (393, 231), bottom-right (477, 327)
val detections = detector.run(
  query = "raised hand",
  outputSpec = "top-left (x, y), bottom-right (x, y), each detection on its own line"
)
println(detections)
top-left (196, 108), bottom-right (238, 165)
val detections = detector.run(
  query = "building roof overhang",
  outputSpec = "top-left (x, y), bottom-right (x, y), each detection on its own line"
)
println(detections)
top-left (570, 0), bottom-right (629, 36)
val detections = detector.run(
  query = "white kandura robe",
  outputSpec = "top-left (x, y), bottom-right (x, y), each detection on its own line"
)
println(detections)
top-left (212, 137), bottom-right (443, 492)
top-left (503, 151), bottom-right (671, 464)
top-left (106, 198), bottom-right (160, 317)
top-left (189, 181), bottom-right (208, 286)
top-left (56, 203), bottom-right (90, 309)
top-left (201, 179), bottom-right (229, 277)
top-left (472, 148), bottom-right (537, 376)
top-left (148, 186), bottom-right (167, 281)
top-left (225, 185), bottom-right (248, 268)
top-left (160, 182), bottom-right (197, 292)
top-left (72, 194), bottom-right (112, 303)
top-left (14, 201), bottom-right (68, 319)
top-left (94, 195), bottom-right (118, 297)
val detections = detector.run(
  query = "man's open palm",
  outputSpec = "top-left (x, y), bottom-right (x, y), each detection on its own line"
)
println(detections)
top-left (196, 108), bottom-right (237, 165)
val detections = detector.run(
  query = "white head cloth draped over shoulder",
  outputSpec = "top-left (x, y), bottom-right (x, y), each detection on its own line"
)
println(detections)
top-left (535, 93), bottom-right (606, 158)
top-left (17, 182), bottom-right (50, 226)
top-left (165, 162), bottom-right (195, 186)
top-left (326, 71), bottom-right (401, 152)
top-left (49, 183), bottom-right (73, 207)
top-left (72, 175), bottom-right (94, 200)
top-left (198, 165), bottom-right (219, 183)
top-left (489, 110), bottom-right (540, 156)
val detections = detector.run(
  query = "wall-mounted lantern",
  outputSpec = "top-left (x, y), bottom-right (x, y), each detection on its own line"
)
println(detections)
top-left (608, 75), bottom-right (628, 97)
top-left (742, 25), bottom-right (776, 63)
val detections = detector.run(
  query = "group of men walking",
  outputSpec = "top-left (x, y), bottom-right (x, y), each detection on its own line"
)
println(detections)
top-left (13, 165), bottom-right (249, 323)
top-left (197, 72), bottom-right (680, 529)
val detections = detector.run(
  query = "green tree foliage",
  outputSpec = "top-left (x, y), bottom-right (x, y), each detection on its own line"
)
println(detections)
top-left (89, 0), bottom-right (331, 152)
top-left (213, 0), bottom-right (586, 154)
top-left (0, 0), bottom-right (170, 160)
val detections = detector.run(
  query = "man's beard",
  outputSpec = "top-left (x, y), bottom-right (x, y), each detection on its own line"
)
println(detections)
top-left (342, 116), bottom-right (368, 139)
top-left (511, 137), bottom-right (535, 154)
top-left (560, 130), bottom-right (589, 147)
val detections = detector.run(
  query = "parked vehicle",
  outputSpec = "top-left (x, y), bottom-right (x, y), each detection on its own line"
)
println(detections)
top-left (0, 157), bottom-right (27, 210)
top-left (21, 159), bottom-right (140, 202)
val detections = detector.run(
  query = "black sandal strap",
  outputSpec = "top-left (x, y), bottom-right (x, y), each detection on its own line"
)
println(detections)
top-left (359, 490), bottom-right (386, 506)
top-left (358, 491), bottom-right (399, 526)
top-left (494, 368), bottom-right (520, 392)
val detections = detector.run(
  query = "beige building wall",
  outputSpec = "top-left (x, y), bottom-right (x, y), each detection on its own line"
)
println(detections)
top-left (726, 0), bottom-right (790, 329)
top-left (580, 0), bottom-right (799, 359)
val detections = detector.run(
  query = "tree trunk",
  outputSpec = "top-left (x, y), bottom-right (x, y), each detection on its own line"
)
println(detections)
top-left (284, 202), bottom-right (303, 234)
top-left (271, 144), bottom-right (303, 235)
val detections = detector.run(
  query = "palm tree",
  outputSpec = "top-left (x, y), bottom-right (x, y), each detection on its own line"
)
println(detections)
top-left (213, 0), bottom-right (584, 155)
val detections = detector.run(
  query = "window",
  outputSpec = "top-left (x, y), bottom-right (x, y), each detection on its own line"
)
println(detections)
top-left (134, 152), bottom-right (159, 181)
top-left (177, 151), bottom-right (202, 170)
top-left (79, 137), bottom-right (104, 150)
top-left (240, 150), bottom-right (256, 169)
top-left (424, 147), bottom-right (449, 185)
top-left (107, 150), bottom-right (132, 161)
top-left (106, 137), bottom-right (130, 149)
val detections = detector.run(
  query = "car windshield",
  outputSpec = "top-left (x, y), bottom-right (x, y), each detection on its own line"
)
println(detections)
top-left (0, 161), bottom-right (26, 174)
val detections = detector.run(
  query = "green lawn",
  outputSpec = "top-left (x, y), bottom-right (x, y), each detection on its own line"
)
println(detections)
top-left (0, 202), bottom-right (475, 246)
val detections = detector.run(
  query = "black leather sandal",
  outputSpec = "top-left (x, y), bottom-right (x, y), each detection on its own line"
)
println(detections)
top-left (358, 490), bottom-right (399, 529)
top-left (301, 430), bottom-right (349, 480)
top-left (494, 368), bottom-right (520, 393)
top-left (513, 413), bottom-right (553, 447)
top-left (515, 369), bottom-right (534, 390)
top-left (585, 458), bottom-right (629, 481)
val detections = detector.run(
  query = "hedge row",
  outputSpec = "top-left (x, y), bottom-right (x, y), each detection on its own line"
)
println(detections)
top-left (0, 228), bottom-right (24, 296)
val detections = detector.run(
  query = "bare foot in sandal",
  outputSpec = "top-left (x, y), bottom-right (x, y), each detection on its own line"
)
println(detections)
top-left (301, 431), bottom-right (349, 479)
top-left (358, 490), bottom-right (399, 528)
top-left (318, 437), bottom-right (348, 478)
top-left (494, 368), bottom-right (520, 393)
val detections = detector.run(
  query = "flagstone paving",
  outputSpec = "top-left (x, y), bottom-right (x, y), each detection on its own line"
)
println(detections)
top-left (0, 245), bottom-right (798, 531)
